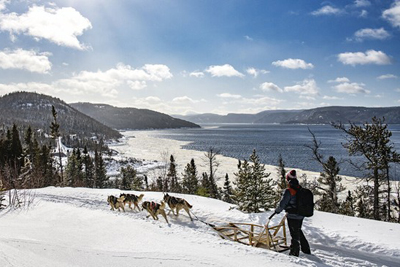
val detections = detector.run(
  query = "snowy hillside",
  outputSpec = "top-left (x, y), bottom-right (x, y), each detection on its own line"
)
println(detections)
top-left (1, 187), bottom-right (399, 267)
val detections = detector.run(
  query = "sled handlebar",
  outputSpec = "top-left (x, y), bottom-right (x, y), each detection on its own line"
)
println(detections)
top-left (268, 212), bottom-right (276, 220)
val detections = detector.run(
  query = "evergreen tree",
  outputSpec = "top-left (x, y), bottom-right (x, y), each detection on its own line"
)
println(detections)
top-left (308, 129), bottom-right (345, 214)
top-left (234, 149), bottom-right (275, 213)
top-left (334, 117), bottom-right (399, 220)
top-left (354, 185), bottom-right (374, 219)
top-left (339, 190), bottom-right (356, 216)
top-left (222, 173), bottom-right (235, 204)
top-left (156, 176), bottom-right (163, 191)
top-left (10, 124), bottom-right (24, 175)
top-left (197, 172), bottom-right (210, 197)
top-left (24, 126), bottom-right (34, 162)
top-left (94, 149), bottom-right (107, 188)
top-left (182, 158), bottom-right (199, 194)
top-left (167, 155), bottom-right (180, 192)
top-left (82, 146), bottom-right (94, 187)
top-left (65, 149), bottom-right (84, 187)
top-left (50, 105), bottom-right (64, 185)
top-left (0, 179), bottom-right (6, 209)
top-left (120, 165), bottom-right (141, 190)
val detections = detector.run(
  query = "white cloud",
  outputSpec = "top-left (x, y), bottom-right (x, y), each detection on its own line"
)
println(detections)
top-left (127, 80), bottom-right (147, 90)
top-left (382, 1), bottom-right (400, 28)
top-left (172, 96), bottom-right (206, 104)
top-left (0, 48), bottom-right (51, 73)
top-left (272, 58), bottom-right (314, 69)
top-left (244, 35), bottom-right (253, 41)
top-left (0, 0), bottom-right (9, 11)
top-left (284, 79), bottom-right (318, 95)
top-left (323, 95), bottom-right (343, 100)
top-left (189, 71), bottom-right (204, 78)
top-left (239, 96), bottom-right (283, 107)
top-left (328, 77), bottom-right (350, 83)
top-left (0, 5), bottom-right (92, 50)
top-left (377, 74), bottom-right (398, 80)
top-left (333, 82), bottom-right (370, 94)
top-left (246, 67), bottom-right (269, 78)
top-left (354, 0), bottom-right (371, 7)
top-left (337, 50), bottom-right (392, 65)
top-left (311, 5), bottom-right (343, 16)
top-left (205, 64), bottom-right (244, 78)
top-left (352, 28), bottom-right (390, 41)
top-left (0, 63), bottom-right (172, 98)
top-left (359, 10), bottom-right (368, 18)
top-left (217, 93), bottom-right (242, 99)
top-left (260, 82), bottom-right (283, 93)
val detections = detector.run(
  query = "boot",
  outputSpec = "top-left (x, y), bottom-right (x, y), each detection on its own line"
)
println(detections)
top-left (289, 245), bottom-right (299, 257)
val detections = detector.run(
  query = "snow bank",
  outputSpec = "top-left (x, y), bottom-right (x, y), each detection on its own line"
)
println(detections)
top-left (1, 187), bottom-right (399, 267)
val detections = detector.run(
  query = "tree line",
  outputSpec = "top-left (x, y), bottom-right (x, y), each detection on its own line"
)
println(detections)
top-left (1, 112), bottom-right (399, 223)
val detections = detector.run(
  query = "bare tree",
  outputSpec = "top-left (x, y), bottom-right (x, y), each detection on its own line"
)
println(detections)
top-left (307, 129), bottom-right (345, 213)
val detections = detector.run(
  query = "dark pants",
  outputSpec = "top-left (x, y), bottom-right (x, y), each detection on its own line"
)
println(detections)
top-left (287, 218), bottom-right (310, 256)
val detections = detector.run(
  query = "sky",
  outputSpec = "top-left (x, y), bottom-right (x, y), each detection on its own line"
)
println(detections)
top-left (0, 0), bottom-right (399, 115)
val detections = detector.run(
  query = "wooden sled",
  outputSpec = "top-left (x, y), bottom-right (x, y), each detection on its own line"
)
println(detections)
top-left (213, 215), bottom-right (289, 252)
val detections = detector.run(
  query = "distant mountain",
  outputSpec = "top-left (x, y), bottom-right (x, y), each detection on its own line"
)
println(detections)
top-left (0, 92), bottom-right (122, 140)
top-left (174, 106), bottom-right (400, 124)
top-left (70, 103), bottom-right (200, 130)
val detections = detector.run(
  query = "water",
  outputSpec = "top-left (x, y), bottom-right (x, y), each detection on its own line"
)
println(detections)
top-left (151, 124), bottom-right (400, 179)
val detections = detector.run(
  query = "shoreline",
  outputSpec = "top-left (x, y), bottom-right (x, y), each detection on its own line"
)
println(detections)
top-left (109, 130), bottom-right (365, 196)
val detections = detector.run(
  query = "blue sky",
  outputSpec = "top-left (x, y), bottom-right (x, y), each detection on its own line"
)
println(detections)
top-left (0, 0), bottom-right (399, 115)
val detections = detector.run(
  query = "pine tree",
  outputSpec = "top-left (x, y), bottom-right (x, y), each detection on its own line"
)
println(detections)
top-left (354, 185), bottom-right (374, 219)
top-left (333, 117), bottom-right (399, 221)
top-left (234, 149), bottom-right (275, 213)
top-left (197, 172), bottom-right (210, 197)
top-left (339, 190), bottom-right (356, 216)
top-left (50, 106), bottom-right (64, 185)
top-left (82, 146), bottom-right (94, 187)
top-left (182, 158), bottom-right (199, 194)
top-left (222, 173), bottom-right (235, 204)
top-left (167, 155), bottom-right (180, 192)
top-left (0, 179), bottom-right (6, 209)
top-left (120, 165), bottom-right (141, 190)
top-left (308, 129), bottom-right (345, 214)
top-left (10, 124), bottom-right (24, 176)
top-left (94, 149), bottom-right (107, 188)
top-left (65, 149), bottom-right (84, 187)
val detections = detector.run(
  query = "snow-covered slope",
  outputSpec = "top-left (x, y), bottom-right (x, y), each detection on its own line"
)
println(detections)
top-left (1, 187), bottom-right (399, 267)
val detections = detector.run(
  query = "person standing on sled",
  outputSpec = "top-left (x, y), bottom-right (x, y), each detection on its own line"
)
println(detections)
top-left (275, 169), bottom-right (310, 256)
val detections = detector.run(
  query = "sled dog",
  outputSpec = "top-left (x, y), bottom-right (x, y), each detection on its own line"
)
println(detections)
top-left (142, 201), bottom-right (169, 223)
top-left (107, 195), bottom-right (126, 212)
top-left (163, 193), bottom-right (193, 221)
top-left (120, 193), bottom-right (144, 211)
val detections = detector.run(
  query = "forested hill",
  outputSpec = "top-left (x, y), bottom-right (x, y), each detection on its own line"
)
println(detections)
top-left (174, 106), bottom-right (400, 124)
top-left (0, 92), bottom-right (121, 140)
top-left (70, 103), bottom-right (201, 130)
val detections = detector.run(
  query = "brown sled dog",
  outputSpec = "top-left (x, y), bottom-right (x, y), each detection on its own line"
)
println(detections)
top-left (142, 201), bottom-right (169, 223)
top-left (163, 193), bottom-right (193, 221)
top-left (120, 193), bottom-right (144, 211)
top-left (107, 195), bottom-right (126, 212)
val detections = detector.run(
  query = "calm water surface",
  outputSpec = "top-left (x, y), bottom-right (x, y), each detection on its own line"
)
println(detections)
top-left (150, 124), bottom-right (400, 179)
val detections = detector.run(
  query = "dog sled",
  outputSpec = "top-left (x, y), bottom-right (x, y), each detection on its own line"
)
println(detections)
top-left (212, 214), bottom-right (289, 252)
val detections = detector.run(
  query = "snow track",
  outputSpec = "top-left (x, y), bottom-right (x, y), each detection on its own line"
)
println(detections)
top-left (1, 187), bottom-right (400, 267)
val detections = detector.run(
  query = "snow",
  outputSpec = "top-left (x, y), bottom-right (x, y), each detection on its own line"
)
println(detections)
top-left (1, 187), bottom-right (400, 267)
top-left (1, 130), bottom-right (400, 266)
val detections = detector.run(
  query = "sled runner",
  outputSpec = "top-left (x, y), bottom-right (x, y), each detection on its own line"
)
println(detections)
top-left (213, 214), bottom-right (289, 252)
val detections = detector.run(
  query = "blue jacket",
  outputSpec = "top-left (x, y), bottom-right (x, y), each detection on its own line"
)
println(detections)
top-left (275, 188), bottom-right (304, 220)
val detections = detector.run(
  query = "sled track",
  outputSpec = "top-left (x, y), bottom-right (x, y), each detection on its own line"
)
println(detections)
top-left (35, 192), bottom-right (400, 267)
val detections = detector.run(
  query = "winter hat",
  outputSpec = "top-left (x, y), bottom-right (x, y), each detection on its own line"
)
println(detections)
top-left (286, 169), bottom-right (297, 180)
